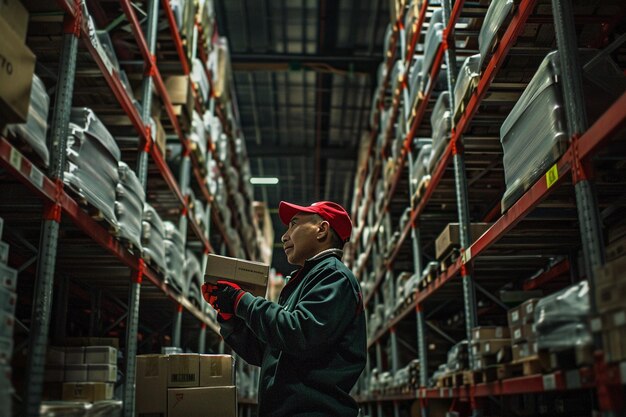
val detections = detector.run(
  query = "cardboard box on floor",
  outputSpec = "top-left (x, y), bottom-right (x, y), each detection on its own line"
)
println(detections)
top-left (168, 354), bottom-right (200, 388)
top-left (205, 254), bottom-right (269, 297)
top-left (136, 354), bottom-right (236, 416)
top-left (200, 355), bottom-right (235, 387)
top-left (136, 355), bottom-right (168, 416)
top-left (0, 17), bottom-right (35, 125)
top-left (168, 386), bottom-right (237, 417)
top-left (62, 382), bottom-right (113, 402)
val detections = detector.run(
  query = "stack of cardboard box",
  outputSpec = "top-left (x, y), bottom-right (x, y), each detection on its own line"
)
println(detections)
top-left (470, 326), bottom-right (511, 371)
top-left (507, 298), bottom-right (539, 362)
top-left (164, 75), bottom-right (195, 134)
top-left (0, 0), bottom-right (35, 128)
top-left (45, 345), bottom-right (117, 402)
top-left (136, 353), bottom-right (237, 417)
top-left (591, 254), bottom-right (626, 363)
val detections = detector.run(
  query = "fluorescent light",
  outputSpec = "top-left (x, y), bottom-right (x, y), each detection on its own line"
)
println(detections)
top-left (250, 177), bottom-right (279, 185)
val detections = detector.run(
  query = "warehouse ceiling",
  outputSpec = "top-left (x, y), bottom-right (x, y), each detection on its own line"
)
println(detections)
top-left (215, 0), bottom-right (391, 272)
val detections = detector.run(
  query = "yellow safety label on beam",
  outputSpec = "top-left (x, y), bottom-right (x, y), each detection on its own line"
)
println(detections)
top-left (546, 164), bottom-right (559, 189)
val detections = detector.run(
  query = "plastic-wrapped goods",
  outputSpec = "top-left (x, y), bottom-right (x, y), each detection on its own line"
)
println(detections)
top-left (87, 400), bottom-right (123, 417)
top-left (192, 198), bottom-right (207, 233)
top-left (84, 8), bottom-right (120, 77)
top-left (65, 108), bottom-right (120, 229)
top-left (453, 54), bottom-right (481, 122)
top-left (382, 271), bottom-right (395, 319)
top-left (115, 162), bottom-right (145, 251)
top-left (410, 143), bottom-right (432, 197)
top-left (399, 206), bottom-right (411, 232)
top-left (478, 0), bottom-right (515, 68)
top-left (390, 60), bottom-right (405, 97)
top-left (191, 58), bottom-right (209, 103)
top-left (170, 0), bottom-right (185, 29)
top-left (163, 221), bottom-right (185, 293)
top-left (96, 31), bottom-right (121, 74)
top-left (428, 92), bottom-right (451, 173)
top-left (6, 74), bottom-right (50, 167)
top-left (447, 340), bottom-right (469, 372)
top-left (534, 280), bottom-right (591, 351)
top-left (163, 221), bottom-right (184, 248)
top-left (217, 133), bottom-right (230, 167)
top-left (500, 50), bottom-right (626, 212)
top-left (404, 1), bottom-right (421, 52)
top-left (391, 367), bottom-right (409, 392)
top-left (39, 400), bottom-right (122, 417)
top-left (418, 261), bottom-right (439, 287)
top-left (419, 9), bottom-right (444, 93)
top-left (141, 204), bottom-right (167, 274)
top-left (190, 111), bottom-right (207, 159)
top-left (429, 363), bottom-right (448, 388)
top-left (183, 250), bottom-right (202, 298)
top-left (209, 37), bottom-right (231, 101)
top-left (406, 57), bottom-right (424, 117)
top-left (206, 111), bottom-right (222, 144)
top-left (500, 51), bottom-right (568, 212)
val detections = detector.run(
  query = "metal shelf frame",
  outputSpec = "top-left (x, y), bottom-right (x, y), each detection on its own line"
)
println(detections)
top-left (2, 0), bottom-right (258, 414)
top-left (354, 0), bottom-right (626, 414)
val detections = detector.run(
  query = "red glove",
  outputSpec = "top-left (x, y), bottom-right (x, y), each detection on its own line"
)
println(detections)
top-left (202, 282), bottom-right (233, 321)
top-left (202, 282), bottom-right (218, 305)
top-left (202, 281), bottom-right (246, 321)
top-left (214, 280), bottom-right (245, 316)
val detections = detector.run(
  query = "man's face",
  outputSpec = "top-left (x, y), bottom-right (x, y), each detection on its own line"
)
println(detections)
top-left (281, 213), bottom-right (323, 266)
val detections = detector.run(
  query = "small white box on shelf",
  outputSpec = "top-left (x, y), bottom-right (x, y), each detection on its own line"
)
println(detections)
top-left (84, 346), bottom-right (116, 365)
top-left (65, 364), bottom-right (88, 382)
top-left (87, 364), bottom-right (117, 383)
top-left (64, 347), bottom-right (84, 364)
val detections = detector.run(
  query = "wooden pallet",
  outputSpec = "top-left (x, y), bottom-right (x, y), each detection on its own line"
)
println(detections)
top-left (468, 366), bottom-right (500, 385)
top-left (67, 187), bottom-right (121, 236)
top-left (439, 371), bottom-right (466, 388)
top-left (497, 356), bottom-right (543, 380)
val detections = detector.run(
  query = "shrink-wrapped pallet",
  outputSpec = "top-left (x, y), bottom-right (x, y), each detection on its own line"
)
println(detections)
top-left (163, 221), bottom-right (185, 293)
top-left (453, 54), bottom-right (481, 122)
top-left (478, 0), bottom-right (515, 68)
top-left (500, 50), bottom-right (626, 212)
top-left (115, 162), bottom-right (145, 251)
top-left (419, 9), bottom-right (444, 93)
top-left (6, 75), bottom-right (50, 167)
top-left (427, 91), bottom-right (451, 172)
top-left (65, 108), bottom-right (120, 229)
top-left (142, 203), bottom-right (167, 273)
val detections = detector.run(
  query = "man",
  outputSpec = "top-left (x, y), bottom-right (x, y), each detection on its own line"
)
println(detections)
top-left (202, 201), bottom-right (366, 417)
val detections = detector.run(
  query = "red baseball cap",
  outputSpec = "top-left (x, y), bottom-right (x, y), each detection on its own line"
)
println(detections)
top-left (279, 201), bottom-right (353, 242)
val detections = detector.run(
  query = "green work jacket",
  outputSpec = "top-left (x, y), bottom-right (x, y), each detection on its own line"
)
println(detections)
top-left (219, 249), bottom-right (366, 417)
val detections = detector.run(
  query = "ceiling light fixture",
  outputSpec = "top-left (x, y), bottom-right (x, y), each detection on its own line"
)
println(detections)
top-left (250, 177), bottom-right (279, 185)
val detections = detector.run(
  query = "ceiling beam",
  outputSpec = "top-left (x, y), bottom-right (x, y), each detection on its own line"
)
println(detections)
top-left (247, 145), bottom-right (356, 160)
top-left (230, 53), bottom-right (383, 74)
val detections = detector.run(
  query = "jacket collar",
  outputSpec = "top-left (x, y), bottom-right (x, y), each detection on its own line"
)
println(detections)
top-left (287, 248), bottom-right (343, 280)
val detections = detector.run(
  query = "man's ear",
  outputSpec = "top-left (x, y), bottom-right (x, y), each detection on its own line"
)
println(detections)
top-left (317, 220), bottom-right (330, 240)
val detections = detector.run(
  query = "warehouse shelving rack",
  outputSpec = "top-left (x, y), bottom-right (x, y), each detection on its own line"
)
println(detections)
top-left (0, 0), bottom-right (260, 415)
top-left (350, 0), bottom-right (626, 416)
